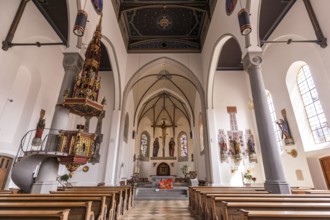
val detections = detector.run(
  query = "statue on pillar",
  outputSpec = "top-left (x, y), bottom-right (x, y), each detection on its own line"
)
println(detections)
top-left (32, 109), bottom-right (46, 146)
top-left (153, 137), bottom-right (160, 157)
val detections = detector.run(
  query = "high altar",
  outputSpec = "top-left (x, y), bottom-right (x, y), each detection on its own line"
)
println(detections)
top-left (152, 176), bottom-right (174, 188)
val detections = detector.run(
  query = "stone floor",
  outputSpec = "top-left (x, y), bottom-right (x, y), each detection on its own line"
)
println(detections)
top-left (123, 200), bottom-right (197, 220)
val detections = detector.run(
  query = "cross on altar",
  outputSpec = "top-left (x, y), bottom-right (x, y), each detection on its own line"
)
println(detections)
top-left (152, 120), bottom-right (176, 157)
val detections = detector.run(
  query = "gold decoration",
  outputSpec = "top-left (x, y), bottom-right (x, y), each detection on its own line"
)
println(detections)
top-left (83, 165), bottom-right (89, 172)
top-left (286, 149), bottom-right (298, 158)
top-left (63, 15), bottom-right (104, 117)
top-left (65, 163), bottom-right (81, 173)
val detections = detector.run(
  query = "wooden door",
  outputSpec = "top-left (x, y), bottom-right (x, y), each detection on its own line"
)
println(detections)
top-left (0, 156), bottom-right (13, 190)
top-left (320, 156), bottom-right (330, 189)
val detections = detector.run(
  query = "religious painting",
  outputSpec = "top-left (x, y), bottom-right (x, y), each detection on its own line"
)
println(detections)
top-left (245, 129), bottom-right (257, 162)
top-left (178, 132), bottom-right (188, 162)
top-left (91, 0), bottom-right (103, 14)
top-left (226, 0), bottom-right (238, 16)
top-left (218, 129), bottom-right (229, 161)
top-left (277, 109), bottom-right (295, 145)
top-left (227, 130), bottom-right (243, 160)
top-left (140, 131), bottom-right (150, 161)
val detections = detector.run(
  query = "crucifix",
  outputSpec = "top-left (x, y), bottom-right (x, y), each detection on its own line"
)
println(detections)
top-left (152, 120), bottom-right (176, 157)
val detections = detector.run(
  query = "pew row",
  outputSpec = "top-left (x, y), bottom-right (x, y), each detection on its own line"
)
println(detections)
top-left (192, 189), bottom-right (268, 218)
top-left (220, 202), bottom-right (330, 220)
top-left (208, 196), bottom-right (330, 220)
top-left (239, 210), bottom-right (330, 220)
top-left (51, 191), bottom-right (118, 220)
top-left (0, 209), bottom-right (71, 220)
top-left (188, 186), bottom-right (265, 209)
top-left (62, 186), bottom-right (134, 214)
top-left (0, 194), bottom-right (107, 220)
top-left (0, 202), bottom-right (93, 220)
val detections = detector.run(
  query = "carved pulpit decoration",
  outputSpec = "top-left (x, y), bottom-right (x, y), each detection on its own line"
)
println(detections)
top-left (227, 107), bottom-right (244, 160)
top-left (58, 15), bottom-right (106, 174)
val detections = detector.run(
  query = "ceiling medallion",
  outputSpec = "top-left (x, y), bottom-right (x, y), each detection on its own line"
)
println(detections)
top-left (159, 16), bottom-right (172, 29)
top-left (226, 0), bottom-right (238, 16)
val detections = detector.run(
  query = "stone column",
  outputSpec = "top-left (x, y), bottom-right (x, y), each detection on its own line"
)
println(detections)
top-left (206, 108), bottom-right (221, 185)
top-left (32, 53), bottom-right (83, 193)
top-left (243, 51), bottom-right (291, 194)
top-left (104, 110), bottom-right (121, 185)
top-left (46, 53), bottom-right (84, 151)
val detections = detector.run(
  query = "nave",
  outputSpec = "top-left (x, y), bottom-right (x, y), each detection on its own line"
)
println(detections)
top-left (124, 200), bottom-right (196, 220)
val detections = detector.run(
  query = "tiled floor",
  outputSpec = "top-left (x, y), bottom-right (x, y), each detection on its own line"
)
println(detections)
top-left (123, 200), bottom-right (197, 220)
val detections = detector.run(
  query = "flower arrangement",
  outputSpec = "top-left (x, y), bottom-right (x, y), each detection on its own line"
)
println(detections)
top-left (243, 169), bottom-right (256, 183)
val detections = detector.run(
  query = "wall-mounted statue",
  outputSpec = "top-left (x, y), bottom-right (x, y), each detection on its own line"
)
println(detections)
top-left (32, 109), bottom-right (46, 146)
top-left (153, 137), bottom-right (160, 157)
top-left (276, 109), bottom-right (294, 145)
top-left (169, 137), bottom-right (175, 157)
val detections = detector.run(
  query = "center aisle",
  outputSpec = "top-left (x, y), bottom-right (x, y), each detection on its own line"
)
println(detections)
top-left (124, 200), bottom-right (197, 220)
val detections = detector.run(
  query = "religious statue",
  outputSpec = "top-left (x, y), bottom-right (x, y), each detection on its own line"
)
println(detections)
top-left (152, 120), bottom-right (176, 157)
top-left (32, 109), bottom-right (46, 146)
top-left (232, 137), bottom-right (241, 159)
top-left (278, 109), bottom-right (294, 145)
top-left (169, 137), bottom-right (175, 157)
top-left (153, 137), bottom-right (160, 157)
top-left (219, 137), bottom-right (228, 160)
top-left (247, 137), bottom-right (256, 154)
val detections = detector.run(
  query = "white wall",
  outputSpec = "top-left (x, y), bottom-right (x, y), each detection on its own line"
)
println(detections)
top-left (260, 0), bottom-right (330, 188)
top-left (212, 70), bottom-right (264, 186)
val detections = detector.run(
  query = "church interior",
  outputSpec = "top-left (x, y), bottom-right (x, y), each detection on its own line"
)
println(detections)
top-left (1, 0), bottom-right (330, 219)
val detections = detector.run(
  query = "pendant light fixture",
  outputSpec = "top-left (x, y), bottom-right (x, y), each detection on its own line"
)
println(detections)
top-left (237, 0), bottom-right (252, 35)
top-left (73, 0), bottom-right (88, 37)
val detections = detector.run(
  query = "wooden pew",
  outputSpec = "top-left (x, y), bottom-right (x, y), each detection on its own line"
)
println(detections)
top-left (63, 186), bottom-right (133, 214)
top-left (0, 194), bottom-right (107, 220)
top-left (189, 186), bottom-right (265, 212)
top-left (220, 202), bottom-right (330, 220)
top-left (239, 209), bottom-right (330, 220)
top-left (63, 185), bottom-right (134, 210)
top-left (0, 209), bottom-right (71, 220)
top-left (51, 191), bottom-right (118, 220)
top-left (194, 189), bottom-right (268, 218)
top-left (0, 202), bottom-right (93, 220)
top-left (208, 196), bottom-right (330, 220)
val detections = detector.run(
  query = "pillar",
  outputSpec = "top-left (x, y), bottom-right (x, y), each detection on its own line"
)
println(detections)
top-left (206, 108), bottom-right (221, 185)
top-left (243, 50), bottom-right (291, 194)
top-left (104, 110), bottom-right (121, 185)
top-left (32, 53), bottom-right (83, 193)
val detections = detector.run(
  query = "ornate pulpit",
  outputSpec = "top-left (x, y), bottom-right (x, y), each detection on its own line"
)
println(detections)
top-left (57, 15), bottom-right (105, 174)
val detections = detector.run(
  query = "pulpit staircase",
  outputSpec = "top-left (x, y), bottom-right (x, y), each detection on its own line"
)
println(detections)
top-left (11, 128), bottom-right (67, 193)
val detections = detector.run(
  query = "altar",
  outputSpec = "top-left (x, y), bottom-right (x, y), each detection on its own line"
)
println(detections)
top-left (152, 176), bottom-right (174, 188)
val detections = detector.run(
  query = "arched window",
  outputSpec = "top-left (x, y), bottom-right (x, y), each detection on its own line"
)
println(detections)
top-left (178, 132), bottom-right (188, 161)
top-left (140, 131), bottom-right (150, 161)
top-left (297, 65), bottom-right (330, 144)
top-left (266, 90), bottom-right (283, 150)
